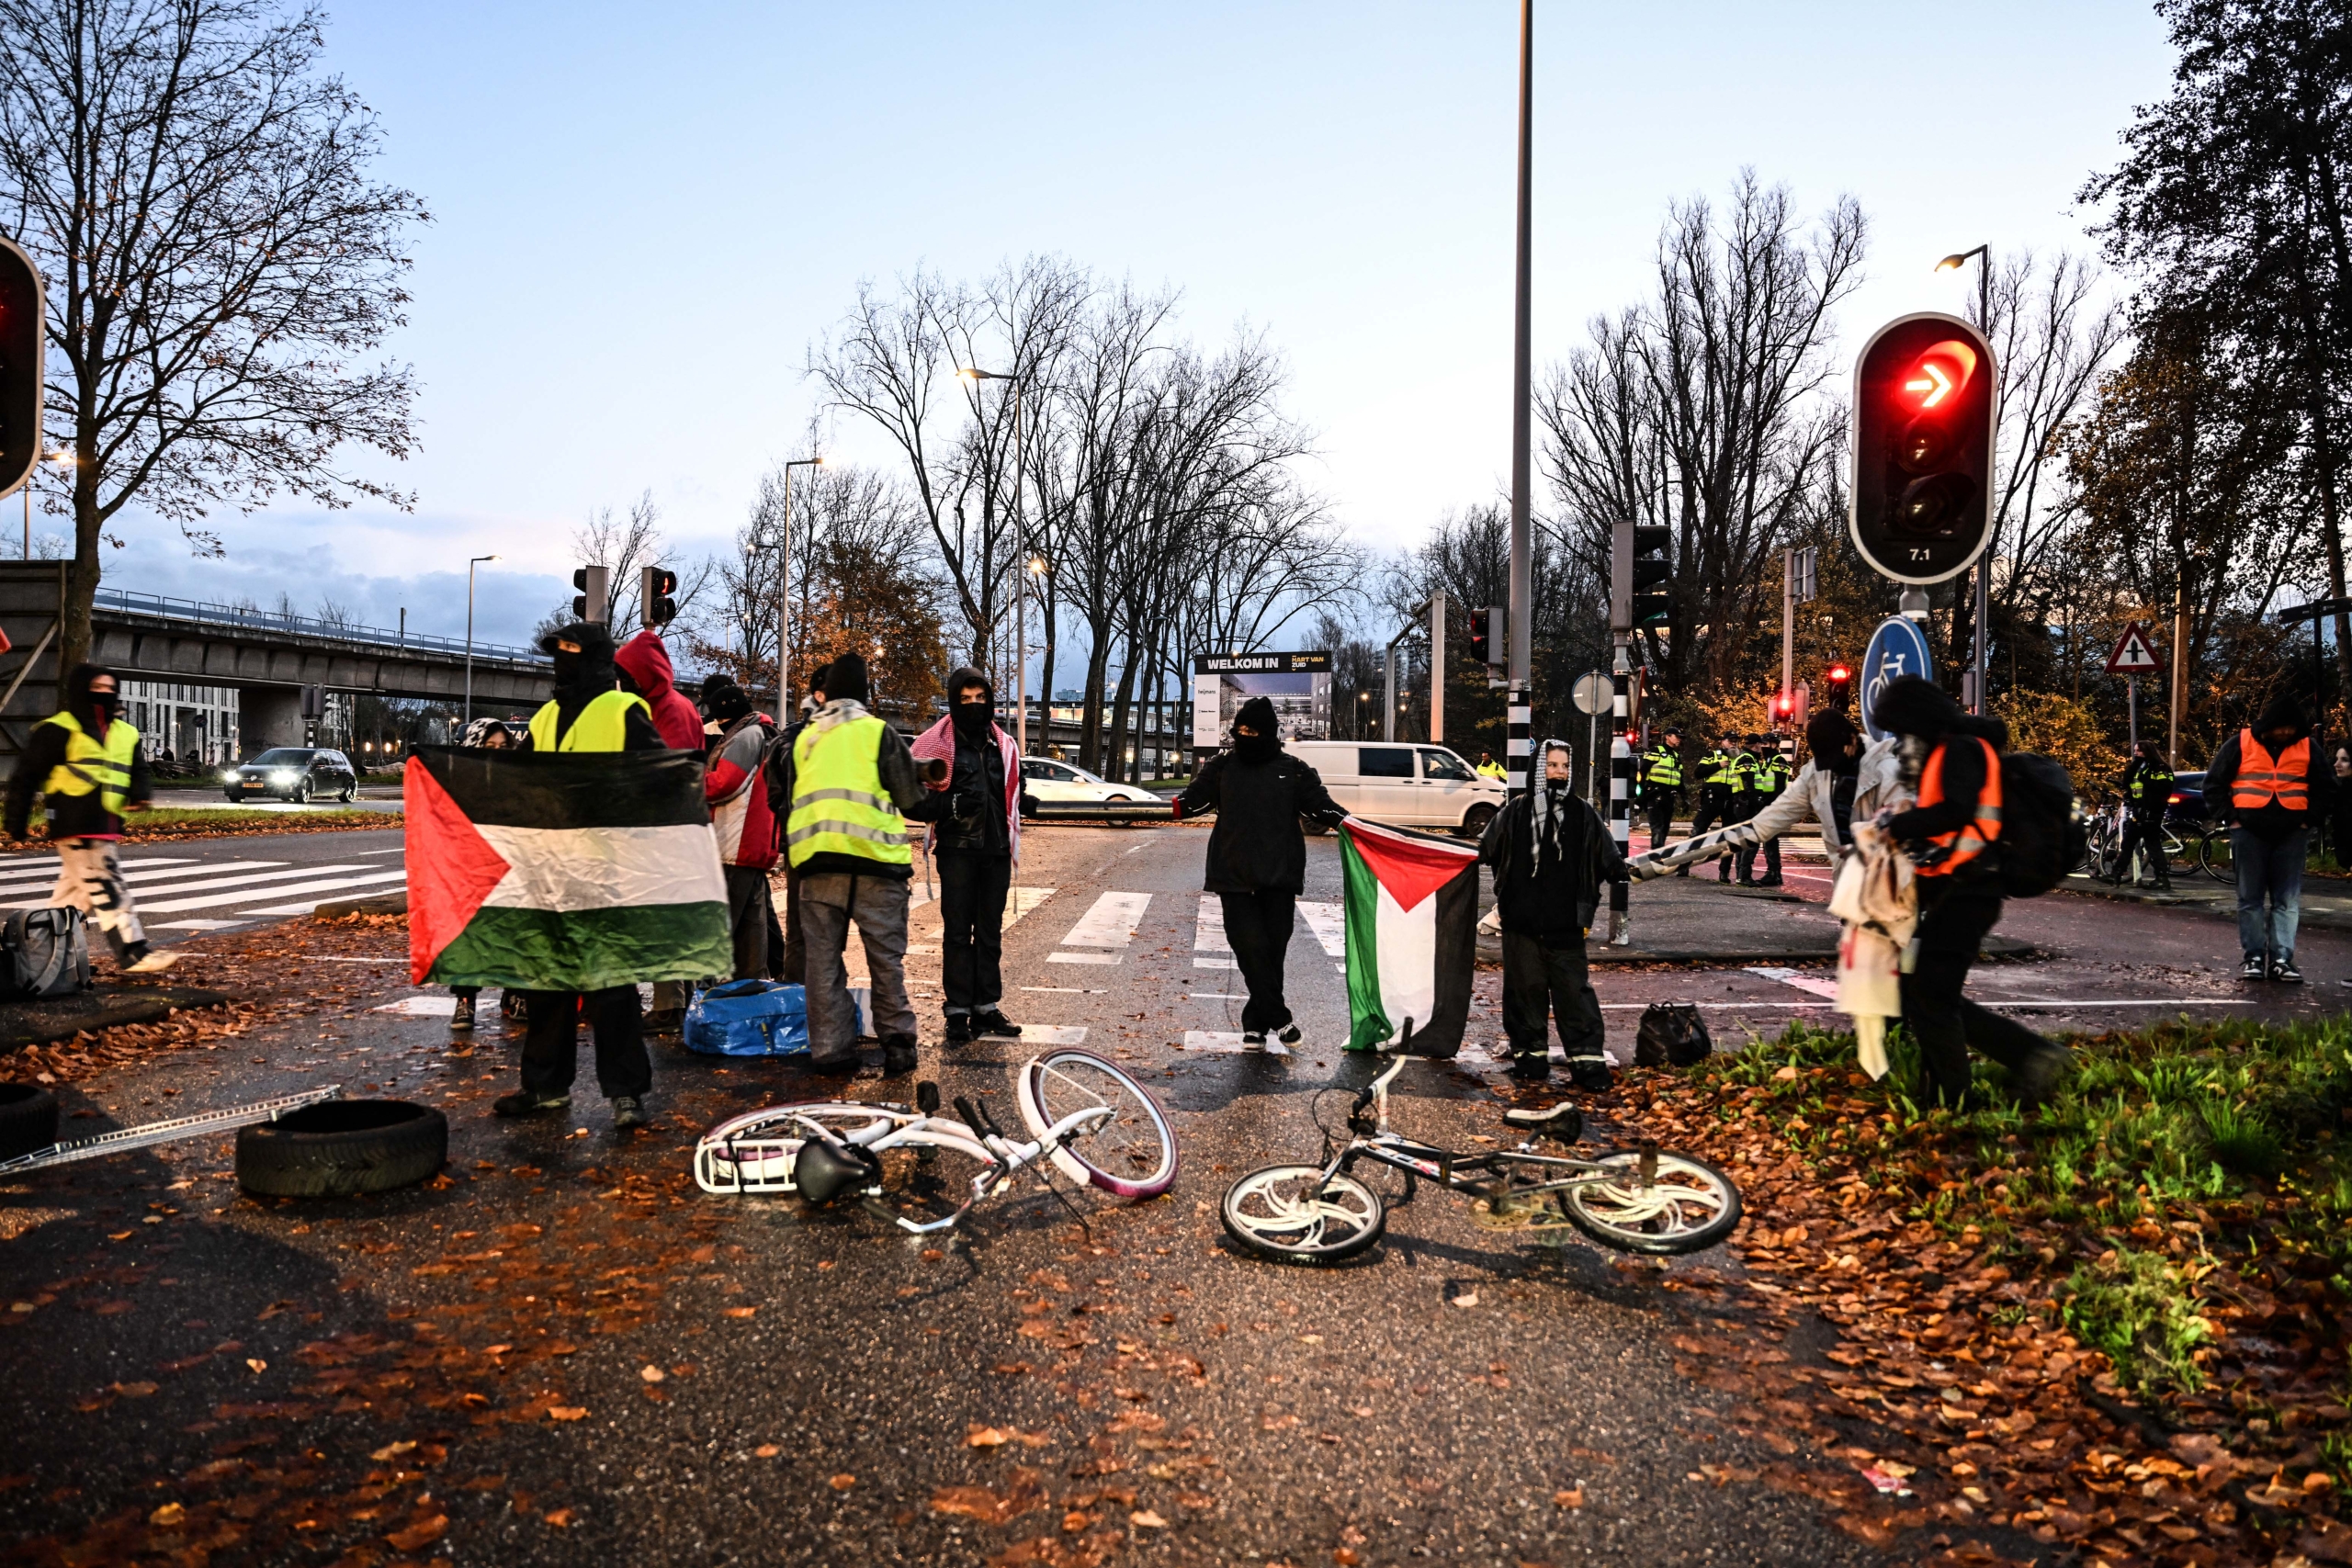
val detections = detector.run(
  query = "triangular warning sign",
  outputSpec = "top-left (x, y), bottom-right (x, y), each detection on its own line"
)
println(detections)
top-left (2106, 622), bottom-right (2162, 674)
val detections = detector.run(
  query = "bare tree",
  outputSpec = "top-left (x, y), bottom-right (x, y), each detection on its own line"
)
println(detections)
top-left (0, 0), bottom-right (426, 674)
top-left (546, 491), bottom-right (709, 637)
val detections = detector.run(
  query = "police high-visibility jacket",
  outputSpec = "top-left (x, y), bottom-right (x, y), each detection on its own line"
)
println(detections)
top-left (1642, 746), bottom-right (1681, 788)
top-left (1914, 736), bottom-right (2004, 876)
top-left (527, 688), bottom-right (651, 753)
top-left (787, 714), bottom-right (913, 872)
top-left (1727, 750), bottom-right (1758, 795)
top-left (1700, 749), bottom-right (1735, 788)
top-left (2123, 757), bottom-right (2176, 807)
top-left (2230, 730), bottom-right (2311, 813)
top-left (1757, 754), bottom-right (1792, 796)
top-left (41, 710), bottom-right (140, 818)
top-left (1476, 759), bottom-right (1507, 780)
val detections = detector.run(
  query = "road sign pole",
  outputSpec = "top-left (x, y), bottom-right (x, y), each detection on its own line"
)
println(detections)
top-left (2128, 674), bottom-right (2137, 754)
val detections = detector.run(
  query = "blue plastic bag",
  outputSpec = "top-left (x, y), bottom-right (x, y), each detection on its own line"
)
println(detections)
top-left (683, 979), bottom-right (808, 1056)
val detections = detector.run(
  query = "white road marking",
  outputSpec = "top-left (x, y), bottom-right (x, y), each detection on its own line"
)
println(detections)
top-left (1192, 956), bottom-right (1238, 970)
top-left (1181, 1031), bottom-right (1291, 1056)
top-left (1006, 886), bottom-right (1054, 927)
top-left (1003, 1025), bottom-right (1088, 1044)
top-left (152, 919), bottom-right (249, 931)
top-left (1047, 952), bottom-right (1121, 965)
top-left (1194, 896), bottom-right (1229, 953)
top-left (312, 956), bottom-right (406, 964)
top-left (1057, 891), bottom-right (1150, 948)
top-left (1297, 900), bottom-right (1345, 956)
top-left (907, 943), bottom-right (942, 955)
top-left (0, 858), bottom-right (285, 896)
top-left (372, 996), bottom-right (458, 1017)
top-left (139, 868), bottom-right (408, 915)
top-left (1021, 986), bottom-right (1106, 994)
top-left (65, 863), bottom-right (376, 905)
top-left (1186, 992), bottom-right (1245, 1000)
top-left (358, 847), bottom-right (408, 857)
top-left (1745, 965), bottom-right (1841, 999)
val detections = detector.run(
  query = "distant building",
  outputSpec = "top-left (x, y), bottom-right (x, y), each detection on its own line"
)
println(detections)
top-left (119, 680), bottom-right (240, 763)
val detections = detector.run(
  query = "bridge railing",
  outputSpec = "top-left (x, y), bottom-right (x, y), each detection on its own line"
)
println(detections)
top-left (93, 589), bottom-right (549, 664)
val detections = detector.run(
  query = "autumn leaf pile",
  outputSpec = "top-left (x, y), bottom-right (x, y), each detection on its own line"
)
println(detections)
top-left (1611, 1016), bottom-right (2352, 1568)
top-left (0, 807), bottom-right (400, 852)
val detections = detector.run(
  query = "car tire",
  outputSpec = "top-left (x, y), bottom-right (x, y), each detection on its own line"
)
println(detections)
top-left (340, 784), bottom-right (355, 803)
top-left (236, 1100), bottom-right (447, 1198)
top-left (223, 791), bottom-right (241, 805)
top-left (290, 783), bottom-right (309, 806)
top-left (1460, 804), bottom-right (1498, 840)
top-left (0, 1083), bottom-right (60, 1161)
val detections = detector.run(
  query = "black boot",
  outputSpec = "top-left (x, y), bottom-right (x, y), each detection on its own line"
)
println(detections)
top-left (944, 1015), bottom-right (974, 1046)
top-left (972, 1010), bottom-right (1022, 1039)
top-left (1569, 1059), bottom-right (1613, 1093)
top-left (1509, 1051), bottom-right (1551, 1081)
top-left (881, 1034), bottom-right (920, 1076)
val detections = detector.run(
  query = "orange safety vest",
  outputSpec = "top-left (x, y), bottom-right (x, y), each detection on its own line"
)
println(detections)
top-left (1915, 735), bottom-right (2003, 876)
top-left (2230, 729), bottom-right (2310, 813)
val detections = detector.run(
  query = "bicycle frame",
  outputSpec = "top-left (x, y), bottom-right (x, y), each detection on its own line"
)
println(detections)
top-left (695, 1099), bottom-right (1115, 1235)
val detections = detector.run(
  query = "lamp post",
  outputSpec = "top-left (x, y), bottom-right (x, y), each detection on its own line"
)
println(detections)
top-left (958, 367), bottom-right (1033, 750)
top-left (773, 456), bottom-right (824, 709)
top-left (463, 554), bottom-right (499, 728)
top-left (1937, 243), bottom-right (1994, 716)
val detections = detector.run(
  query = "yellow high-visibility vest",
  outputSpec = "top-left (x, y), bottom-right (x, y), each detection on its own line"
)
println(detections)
top-left (787, 715), bottom-right (912, 870)
top-left (41, 711), bottom-right (139, 817)
top-left (527, 689), bottom-right (648, 752)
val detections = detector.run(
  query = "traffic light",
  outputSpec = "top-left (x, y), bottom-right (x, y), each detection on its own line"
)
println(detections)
top-left (1823, 662), bottom-right (1852, 713)
top-left (1468, 605), bottom-right (1504, 667)
top-left (0, 238), bottom-right (45, 501)
top-left (571, 565), bottom-right (609, 623)
top-left (1611, 521), bottom-right (1670, 631)
top-left (640, 565), bottom-right (677, 628)
top-left (1849, 312), bottom-right (1997, 584)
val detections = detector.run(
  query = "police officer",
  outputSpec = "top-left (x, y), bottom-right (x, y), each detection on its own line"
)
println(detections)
top-left (1640, 728), bottom-right (1682, 857)
top-left (783, 652), bottom-right (948, 1076)
top-left (2113, 739), bottom-right (2176, 890)
top-left (1476, 750), bottom-right (1507, 781)
top-left (1736, 734), bottom-right (1792, 886)
top-left (1719, 737), bottom-right (1760, 883)
top-left (498, 623), bottom-right (668, 1130)
top-left (3, 664), bottom-right (174, 973)
top-left (1684, 738), bottom-right (1736, 878)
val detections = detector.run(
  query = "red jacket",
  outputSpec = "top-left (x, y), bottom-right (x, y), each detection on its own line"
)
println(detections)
top-left (614, 631), bottom-right (705, 751)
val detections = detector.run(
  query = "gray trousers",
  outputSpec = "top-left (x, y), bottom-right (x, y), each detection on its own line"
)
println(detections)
top-left (798, 872), bottom-right (916, 1061)
top-left (724, 863), bottom-right (772, 980)
top-left (49, 838), bottom-right (143, 962)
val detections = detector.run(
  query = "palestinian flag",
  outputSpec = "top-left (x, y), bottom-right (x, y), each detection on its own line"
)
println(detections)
top-left (1338, 818), bottom-right (1480, 1055)
top-left (405, 747), bottom-right (731, 989)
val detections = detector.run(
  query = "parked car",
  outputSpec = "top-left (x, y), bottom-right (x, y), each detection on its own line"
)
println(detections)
top-left (1019, 757), bottom-right (1160, 807)
top-left (222, 747), bottom-right (358, 804)
top-left (2166, 770), bottom-right (2211, 826)
top-left (1285, 741), bottom-right (1505, 838)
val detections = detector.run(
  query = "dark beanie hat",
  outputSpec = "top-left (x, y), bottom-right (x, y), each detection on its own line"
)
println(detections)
top-left (1871, 674), bottom-right (1962, 739)
top-left (827, 652), bottom-right (870, 705)
top-left (1235, 695), bottom-right (1279, 734)
top-left (2255, 690), bottom-right (2308, 735)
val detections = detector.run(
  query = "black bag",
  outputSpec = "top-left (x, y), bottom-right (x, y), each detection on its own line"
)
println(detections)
top-left (1995, 752), bottom-right (2085, 898)
top-left (1634, 1002), bottom-right (1712, 1068)
top-left (2, 908), bottom-right (90, 999)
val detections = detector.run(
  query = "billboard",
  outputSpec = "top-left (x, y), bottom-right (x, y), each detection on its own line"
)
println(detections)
top-left (1192, 652), bottom-right (1332, 750)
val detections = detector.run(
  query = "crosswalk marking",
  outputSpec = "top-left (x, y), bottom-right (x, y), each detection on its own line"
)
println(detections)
top-left (1058, 891), bottom-right (1150, 949)
top-left (1046, 952), bottom-right (1121, 965)
top-left (152, 919), bottom-right (251, 931)
top-left (138, 868), bottom-right (408, 916)
top-left (4, 863), bottom-right (375, 909)
top-left (0, 857), bottom-right (268, 894)
top-left (1297, 900), bottom-right (1345, 956)
top-left (1182, 1031), bottom-right (1291, 1056)
top-left (1194, 897), bottom-right (1229, 953)
top-left (1007, 886), bottom-right (1054, 926)
top-left (1745, 964), bottom-right (1840, 999)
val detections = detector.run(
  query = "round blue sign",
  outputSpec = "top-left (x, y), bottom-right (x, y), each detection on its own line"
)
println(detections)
top-left (1860, 615), bottom-right (1936, 743)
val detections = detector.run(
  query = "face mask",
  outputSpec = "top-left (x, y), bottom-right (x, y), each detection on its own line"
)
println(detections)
top-left (952, 701), bottom-right (992, 737)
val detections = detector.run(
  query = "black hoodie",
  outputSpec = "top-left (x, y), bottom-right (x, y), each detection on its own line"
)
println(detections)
top-left (6, 663), bottom-right (154, 840)
top-left (1175, 699), bottom-right (1345, 894)
top-left (520, 623), bottom-right (664, 752)
top-left (935, 665), bottom-right (1012, 857)
top-left (1873, 676), bottom-right (2007, 879)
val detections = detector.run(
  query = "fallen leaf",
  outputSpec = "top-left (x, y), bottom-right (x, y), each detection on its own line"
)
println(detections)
top-left (829, 1473), bottom-right (855, 1491)
top-left (149, 1502), bottom-right (186, 1527)
top-left (639, 1365), bottom-right (665, 1383)
top-left (1131, 1508), bottom-right (1169, 1528)
top-left (548, 1406), bottom-right (588, 1422)
top-left (754, 1444), bottom-right (781, 1459)
top-left (110, 1382), bottom-right (157, 1398)
top-left (244, 1359), bottom-right (266, 1374)
top-left (1451, 1292), bottom-right (1479, 1309)
top-left (386, 1515), bottom-right (448, 1551)
top-left (968, 1427), bottom-right (1013, 1448)
top-left (369, 1440), bottom-right (417, 1461)
top-left (484, 1344), bottom-right (513, 1356)
top-left (1555, 1489), bottom-right (1584, 1508)
top-left (725, 1307), bottom-right (756, 1319)
top-left (543, 1508), bottom-right (573, 1527)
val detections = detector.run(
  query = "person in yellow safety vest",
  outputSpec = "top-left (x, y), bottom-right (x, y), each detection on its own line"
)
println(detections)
top-left (3, 664), bottom-right (175, 973)
top-left (780, 651), bottom-right (953, 1077)
top-left (1736, 735), bottom-right (1793, 887)
top-left (1683, 739), bottom-right (1736, 879)
top-left (2202, 692), bottom-right (2330, 984)
top-left (1639, 728), bottom-right (1682, 859)
top-left (1476, 751), bottom-right (1508, 780)
top-left (496, 622), bottom-right (668, 1130)
top-left (1873, 676), bottom-right (2067, 1110)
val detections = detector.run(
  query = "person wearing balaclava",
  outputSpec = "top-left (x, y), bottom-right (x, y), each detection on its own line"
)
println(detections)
top-left (2203, 690), bottom-right (2331, 983)
top-left (910, 666), bottom-right (1036, 1044)
top-left (5, 662), bottom-right (173, 973)
top-left (1175, 696), bottom-right (1346, 1049)
top-left (1478, 739), bottom-right (1625, 1085)
top-left (699, 671), bottom-right (779, 984)
top-left (497, 621), bottom-right (667, 1131)
top-left (1871, 675), bottom-right (2067, 1109)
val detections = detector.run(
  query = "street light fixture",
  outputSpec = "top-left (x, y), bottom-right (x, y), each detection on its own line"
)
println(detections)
top-left (958, 366), bottom-right (1037, 752)
top-left (1936, 243), bottom-right (1994, 716)
top-left (772, 455), bottom-right (824, 707)
top-left (463, 554), bottom-right (500, 728)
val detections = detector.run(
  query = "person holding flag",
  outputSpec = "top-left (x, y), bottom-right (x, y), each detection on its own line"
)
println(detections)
top-left (1479, 739), bottom-right (1626, 1086)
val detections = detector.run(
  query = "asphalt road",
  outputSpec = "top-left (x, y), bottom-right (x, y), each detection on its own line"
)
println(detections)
top-left (0, 826), bottom-right (406, 942)
top-left (0, 820), bottom-right (2335, 1565)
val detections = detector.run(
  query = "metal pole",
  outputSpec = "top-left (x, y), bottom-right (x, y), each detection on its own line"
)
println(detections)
top-left (1013, 378), bottom-right (1029, 755)
top-left (1608, 636), bottom-right (1632, 945)
top-left (1972, 252), bottom-right (1993, 717)
top-left (1383, 644), bottom-right (1396, 742)
top-left (2169, 576), bottom-right (2188, 768)
top-left (2127, 673), bottom-right (2137, 754)
top-left (463, 559), bottom-right (477, 728)
top-left (1429, 590), bottom-right (1445, 746)
top-left (1506, 0), bottom-right (1533, 796)
top-left (777, 462), bottom-right (796, 711)
top-left (1781, 547), bottom-right (1795, 711)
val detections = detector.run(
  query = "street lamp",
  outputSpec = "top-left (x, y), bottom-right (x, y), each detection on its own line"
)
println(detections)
top-left (464, 554), bottom-right (499, 727)
top-left (959, 367), bottom-right (1035, 752)
top-left (772, 456), bottom-right (824, 708)
top-left (1937, 243), bottom-right (1994, 716)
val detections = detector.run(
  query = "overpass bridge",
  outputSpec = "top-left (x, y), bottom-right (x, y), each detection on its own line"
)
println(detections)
top-left (0, 562), bottom-right (552, 761)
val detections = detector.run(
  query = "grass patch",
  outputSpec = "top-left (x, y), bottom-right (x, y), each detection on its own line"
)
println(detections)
top-left (2059, 1245), bottom-right (2215, 1395)
top-left (4, 807), bottom-right (398, 849)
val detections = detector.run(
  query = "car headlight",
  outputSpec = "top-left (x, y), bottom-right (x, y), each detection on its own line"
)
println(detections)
top-left (268, 771), bottom-right (298, 784)
top-left (220, 770), bottom-right (239, 783)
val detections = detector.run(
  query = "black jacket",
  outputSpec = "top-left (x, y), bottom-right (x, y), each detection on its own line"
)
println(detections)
top-left (772, 710), bottom-right (950, 881)
top-left (6, 716), bottom-right (154, 840)
top-left (1479, 787), bottom-right (1626, 942)
top-left (1883, 718), bottom-right (2007, 884)
top-left (2203, 728), bottom-right (2330, 842)
top-left (1176, 747), bottom-right (1344, 894)
top-left (934, 726), bottom-right (1012, 857)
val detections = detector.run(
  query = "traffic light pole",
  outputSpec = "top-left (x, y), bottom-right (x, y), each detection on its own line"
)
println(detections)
top-left (1505, 0), bottom-right (1533, 798)
top-left (1608, 633), bottom-right (1632, 945)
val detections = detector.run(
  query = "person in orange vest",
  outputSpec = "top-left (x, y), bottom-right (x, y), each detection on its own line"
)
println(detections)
top-left (2202, 693), bottom-right (2329, 984)
top-left (1871, 677), bottom-right (2068, 1109)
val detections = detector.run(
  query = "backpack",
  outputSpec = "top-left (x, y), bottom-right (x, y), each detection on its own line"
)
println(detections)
top-left (1634, 1002), bottom-right (1713, 1068)
top-left (1995, 752), bottom-right (2085, 898)
top-left (2, 908), bottom-right (90, 999)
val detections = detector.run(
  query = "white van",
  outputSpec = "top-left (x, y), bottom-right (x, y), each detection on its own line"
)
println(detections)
top-left (1287, 741), bottom-right (1505, 838)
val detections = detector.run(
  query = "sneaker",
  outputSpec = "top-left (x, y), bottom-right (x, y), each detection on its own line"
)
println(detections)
top-left (2272, 957), bottom-right (2304, 985)
top-left (1569, 1061), bottom-right (1613, 1094)
top-left (1241, 1030), bottom-right (1268, 1050)
top-left (973, 1010), bottom-right (1023, 1039)
top-left (1276, 1023), bottom-right (1303, 1046)
top-left (1508, 1052), bottom-right (1551, 1081)
top-left (450, 995), bottom-right (477, 1032)
top-left (123, 947), bottom-right (177, 974)
top-left (881, 1035), bottom-right (920, 1076)
top-left (609, 1095), bottom-right (649, 1130)
top-left (1757, 874), bottom-right (1784, 888)
top-left (2241, 955), bottom-right (2268, 981)
top-left (492, 1089), bottom-right (571, 1119)
top-left (943, 1015), bottom-right (974, 1046)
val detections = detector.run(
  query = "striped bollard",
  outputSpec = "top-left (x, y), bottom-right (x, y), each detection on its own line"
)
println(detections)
top-left (1507, 689), bottom-right (1531, 795)
top-left (1608, 642), bottom-right (1633, 945)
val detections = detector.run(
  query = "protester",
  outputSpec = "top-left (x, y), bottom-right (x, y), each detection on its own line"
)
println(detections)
top-left (1176, 696), bottom-right (1347, 1048)
top-left (782, 652), bottom-right (947, 1076)
top-left (4, 663), bottom-right (175, 973)
top-left (910, 667), bottom-right (1035, 1045)
top-left (2204, 693), bottom-right (2328, 983)
top-left (1635, 711), bottom-right (1899, 881)
top-left (765, 665), bottom-right (827, 985)
top-left (1736, 734), bottom-right (1791, 886)
top-left (1480, 739), bottom-right (1626, 1087)
top-left (2333, 743), bottom-right (2352, 871)
top-left (498, 622), bottom-right (664, 1129)
top-left (450, 717), bottom-right (520, 1032)
top-left (1476, 750), bottom-right (1507, 780)
top-left (615, 630), bottom-right (705, 750)
top-left (2112, 739), bottom-right (2177, 891)
top-left (1640, 727), bottom-right (1682, 856)
top-left (1686, 738), bottom-right (1736, 879)
top-left (1872, 676), bottom-right (2068, 1108)
top-left (702, 677), bottom-right (781, 981)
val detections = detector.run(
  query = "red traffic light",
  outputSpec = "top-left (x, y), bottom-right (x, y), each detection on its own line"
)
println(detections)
top-left (1826, 663), bottom-right (1850, 685)
top-left (1849, 312), bottom-right (1996, 586)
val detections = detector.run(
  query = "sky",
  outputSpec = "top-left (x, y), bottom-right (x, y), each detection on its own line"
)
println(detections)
top-left (74, 0), bottom-right (2180, 656)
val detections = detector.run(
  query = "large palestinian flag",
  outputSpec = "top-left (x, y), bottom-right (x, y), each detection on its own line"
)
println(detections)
top-left (1338, 818), bottom-right (1480, 1055)
top-left (405, 747), bottom-right (731, 989)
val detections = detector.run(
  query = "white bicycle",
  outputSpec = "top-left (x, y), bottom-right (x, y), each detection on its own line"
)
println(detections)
top-left (693, 1048), bottom-right (1179, 1234)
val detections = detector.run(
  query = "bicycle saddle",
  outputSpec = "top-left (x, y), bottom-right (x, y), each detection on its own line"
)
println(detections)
top-left (794, 1135), bottom-right (881, 1205)
top-left (1500, 1102), bottom-right (1584, 1143)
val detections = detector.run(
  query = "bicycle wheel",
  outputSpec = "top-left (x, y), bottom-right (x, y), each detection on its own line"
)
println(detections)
top-left (2200, 828), bottom-right (2236, 882)
top-left (2162, 827), bottom-right (2199, 881)
top-left (1015, 1048), bottom-right (1179, 1198)
top-left (1557, 1147), bottom-right (1742, 1257)
top-left (1219, 1165), bottom-right (1385, 1262)
top-left (694, 1103), bottom-right (908, 1195)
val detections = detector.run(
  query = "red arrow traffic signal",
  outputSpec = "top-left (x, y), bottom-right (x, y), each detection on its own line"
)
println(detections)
top-left (1849, 313), bottom-right (1997, 585)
